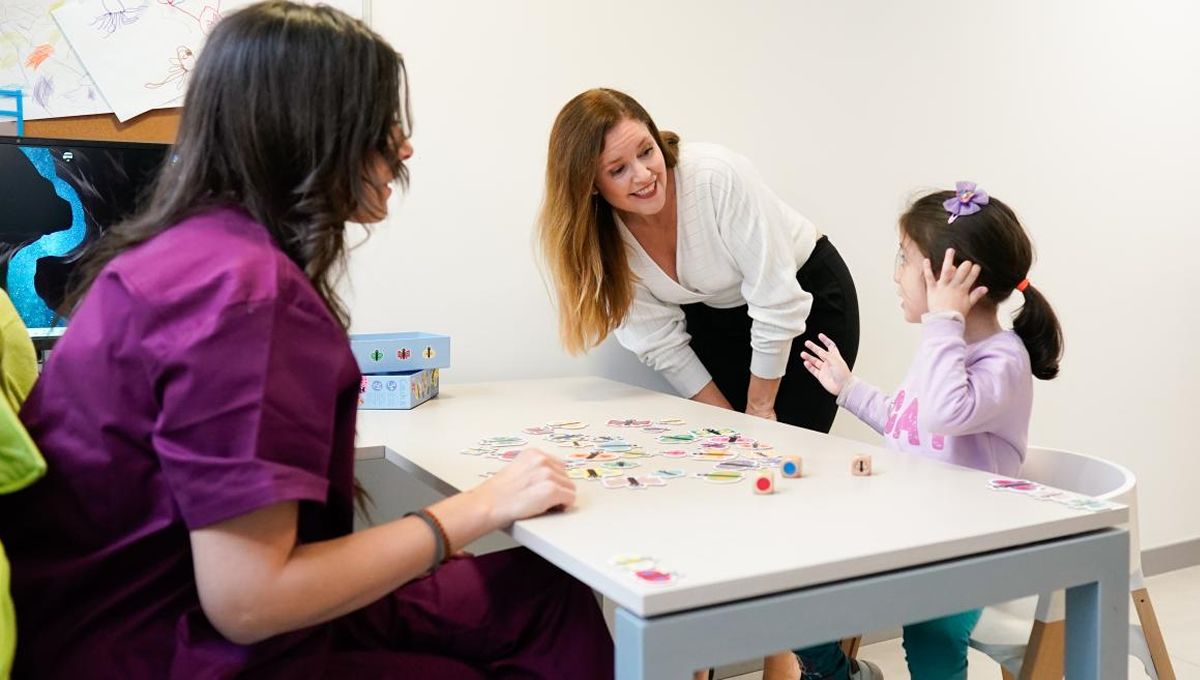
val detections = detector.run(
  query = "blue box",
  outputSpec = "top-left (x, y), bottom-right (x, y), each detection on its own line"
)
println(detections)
top-left (350, 332), bottom-right (450, 372)
top-left (358, 368), bottom-right (440, 410)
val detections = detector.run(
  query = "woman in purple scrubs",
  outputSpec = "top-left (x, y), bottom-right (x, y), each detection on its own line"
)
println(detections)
top-left (0, 3), bottom-right (612, 678)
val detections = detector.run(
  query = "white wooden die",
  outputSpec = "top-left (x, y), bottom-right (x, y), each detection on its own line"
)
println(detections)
top-left (851, 455), bottom-right (872, 476)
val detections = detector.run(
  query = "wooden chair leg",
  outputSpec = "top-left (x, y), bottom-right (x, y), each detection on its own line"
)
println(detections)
top-left (1001, 668), bottom-right (1016, 680)
top-left (1132, 587), bottom-right (1177, 680)
top-left (839, 636), bottom-right (862, 658)
top-left (1018, 619), bottom-right (1064, 680)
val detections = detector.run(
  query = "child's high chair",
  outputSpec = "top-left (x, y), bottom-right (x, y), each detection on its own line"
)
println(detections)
top-left (967, 446), bottom-right (1176, 679)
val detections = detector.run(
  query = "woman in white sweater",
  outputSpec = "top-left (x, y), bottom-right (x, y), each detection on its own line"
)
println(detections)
top-left (538, 88), bottom-right (859, 433)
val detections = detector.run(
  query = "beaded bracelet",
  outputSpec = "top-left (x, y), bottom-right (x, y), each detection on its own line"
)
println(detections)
top-left (405, 508), bottom-right (451, 569)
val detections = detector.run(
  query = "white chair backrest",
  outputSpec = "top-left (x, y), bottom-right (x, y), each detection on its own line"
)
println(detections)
top-left (1021, 446), bottom-right (1143, 584)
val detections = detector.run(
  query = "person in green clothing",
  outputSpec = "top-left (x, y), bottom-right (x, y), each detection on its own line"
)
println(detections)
top-left (0, 290), bottom-right (37, 414)
top-left (0, 288), bottom-right (44, 680)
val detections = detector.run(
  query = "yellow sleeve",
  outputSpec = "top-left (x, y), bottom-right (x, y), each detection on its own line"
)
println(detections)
top-left (0, 291), bottom-right (37, 414)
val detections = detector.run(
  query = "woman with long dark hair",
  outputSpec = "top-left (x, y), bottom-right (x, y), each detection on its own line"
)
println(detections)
top-left (0, 4), bottom-right (612, 678)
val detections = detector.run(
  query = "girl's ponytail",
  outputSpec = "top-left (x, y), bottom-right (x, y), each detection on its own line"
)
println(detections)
top-left (1012, 282), bottom-right (1063, 380)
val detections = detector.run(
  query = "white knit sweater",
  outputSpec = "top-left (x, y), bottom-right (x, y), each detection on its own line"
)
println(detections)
top-left (613, 142), bottom-right (820, 397)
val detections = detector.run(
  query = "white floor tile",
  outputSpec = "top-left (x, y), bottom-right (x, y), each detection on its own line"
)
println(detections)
top-left (1144, 565), bottom-right (1200, 667)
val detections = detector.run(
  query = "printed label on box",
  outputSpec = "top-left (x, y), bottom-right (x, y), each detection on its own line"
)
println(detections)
top-left (357, 368), bottom-right (440, 410)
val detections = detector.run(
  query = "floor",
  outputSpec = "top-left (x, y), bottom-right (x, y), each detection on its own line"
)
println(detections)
top-left (725, 565), bottom-right (1200, 679)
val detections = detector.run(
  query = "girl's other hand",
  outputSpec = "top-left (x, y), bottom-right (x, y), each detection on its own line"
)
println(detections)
top-left (800, 333), bottom-right (852, 396)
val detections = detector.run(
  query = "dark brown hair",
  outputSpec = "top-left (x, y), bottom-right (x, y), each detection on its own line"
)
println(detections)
top-left (64, 1), bottom-right (411, 329)
top-left (900, 191), bottom-right (1063, 379)
top-left (538, 88), bottom-right (678, 353)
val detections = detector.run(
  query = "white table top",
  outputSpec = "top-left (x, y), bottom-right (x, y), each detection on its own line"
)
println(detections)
top-left (355, 376), bottom-right (1127, 617)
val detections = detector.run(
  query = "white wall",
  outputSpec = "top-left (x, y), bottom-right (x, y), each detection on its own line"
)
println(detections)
top-left (348, 1), bottom-right (1200, 552)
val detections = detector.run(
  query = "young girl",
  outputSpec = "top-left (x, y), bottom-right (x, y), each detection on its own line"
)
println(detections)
top-left (795, 182), bottom-right (1063, 679)
top-left (0, 3), bottom-right (612, 678)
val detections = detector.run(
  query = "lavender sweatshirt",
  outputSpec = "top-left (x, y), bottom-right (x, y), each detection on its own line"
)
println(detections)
top-left (838, 311), bottom-right (1033, 476)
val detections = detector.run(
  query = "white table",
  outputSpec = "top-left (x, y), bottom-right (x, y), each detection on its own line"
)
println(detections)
top-left (356, 376), bottom-right (1129, 679)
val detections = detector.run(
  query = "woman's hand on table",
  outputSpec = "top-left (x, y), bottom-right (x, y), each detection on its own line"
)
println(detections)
top-left (472, 449), bottom-right (575, 528)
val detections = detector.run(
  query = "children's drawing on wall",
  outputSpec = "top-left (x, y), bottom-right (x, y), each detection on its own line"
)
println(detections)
top-left (144, 45), bottom-right (193, 90)
top-left (43, 0), bottom-right (360, 121)
top-left (53, 0), bottom-right (206, 120)
top-left (91, 0), bottom-right (149, 36)
top-left (157, 0), bottom-right (222, 35)
top-left (0, 1), bottom-right (112, 119)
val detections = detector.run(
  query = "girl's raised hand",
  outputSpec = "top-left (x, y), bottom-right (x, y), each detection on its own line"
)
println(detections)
top-left (800, 333), bottom-right (852, 396)
top-left (923, 248), bottom-right (989, 317)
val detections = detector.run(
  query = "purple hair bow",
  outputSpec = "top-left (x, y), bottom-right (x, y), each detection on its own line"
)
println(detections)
top-left (944, 181), bottom-right (989, 223)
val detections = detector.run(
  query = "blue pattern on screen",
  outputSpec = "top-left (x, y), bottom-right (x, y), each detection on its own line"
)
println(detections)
top-left (8, 147), bottom-right (85, 330)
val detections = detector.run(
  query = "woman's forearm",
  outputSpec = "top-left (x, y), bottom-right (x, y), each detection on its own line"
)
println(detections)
top-left (191, 489), bottom-right (499, 645)
top-left (746, 374), bottom-right (781, 419)
top-left (690, 380), bottom-right (734, 410)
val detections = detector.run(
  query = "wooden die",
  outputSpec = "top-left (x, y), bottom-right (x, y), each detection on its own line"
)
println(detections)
top-left (780, 455), bottom-right (803, 478)
top-left (851, 455), bottom-right (872, 476)
top-left (753, 469), bottom-right (775, 495)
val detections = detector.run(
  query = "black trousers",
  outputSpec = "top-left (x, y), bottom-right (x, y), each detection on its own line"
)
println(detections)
top-left (681, 236), bottom-right (860, 434)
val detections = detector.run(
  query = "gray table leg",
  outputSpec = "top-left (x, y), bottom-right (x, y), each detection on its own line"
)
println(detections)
top-left (615, 607), bottom-right (692, 680)
top-left (1066, 550), bottom-right (1129, 679)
